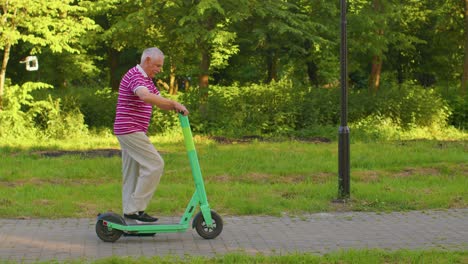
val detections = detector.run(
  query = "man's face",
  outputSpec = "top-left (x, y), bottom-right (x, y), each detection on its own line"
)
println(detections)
top-left (143, 55), bottom-right (164, 78)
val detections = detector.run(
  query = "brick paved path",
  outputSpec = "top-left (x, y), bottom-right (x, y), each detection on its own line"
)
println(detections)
top-left (1, 209), bottom-right (467, 262)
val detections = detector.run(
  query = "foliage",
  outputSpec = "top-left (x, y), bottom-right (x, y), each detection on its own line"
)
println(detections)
top-left (0, 0), bottom-right (96, 53)
top-left (2, 0), bottom-right (465, 143)
top-left (369, 84), bottom-right (450, 129)
top-left (79, 87), bottom-right (117, 129)
top-left (14, 81), bottom-right (463, 142)
top-left (178, 82), bottom-right (457, 139)
top-left (148, 92), bottom-right (182, 135)
top-left (297, 87), bottom-right (340, 128)
top-left (39, 97), bottom-right (89, 139)
top-left (444, 92), bottom-right (468, 130)
top-left (0, 82), bottom-right (88, 140)
top-left (31, 85), bottom-right (117, 131)
top-left (182, 81), bottom-right (301, 137)
top-left (36, 49), bottom-right (101, 88)
top-left (0, 0), bottom-right (99, 115)
top-left (0, 81), bottom-right (46, 139)
top-left (81, 0), bottom-right (249, 88)
top-left (2, 0), bottom-right (466, 95)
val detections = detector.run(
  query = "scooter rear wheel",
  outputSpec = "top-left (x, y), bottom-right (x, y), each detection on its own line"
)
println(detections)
top-left (96, 213), bottom-right (124, 242)
top-left (193, 210), bottom-right (223, 239)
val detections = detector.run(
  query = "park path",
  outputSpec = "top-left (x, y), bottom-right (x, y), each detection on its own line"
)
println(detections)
top-left (0, 209), bottom-right (467, 262)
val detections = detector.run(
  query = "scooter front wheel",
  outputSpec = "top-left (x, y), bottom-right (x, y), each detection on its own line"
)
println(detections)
top-left (193, 210), bottom-right (223, 239)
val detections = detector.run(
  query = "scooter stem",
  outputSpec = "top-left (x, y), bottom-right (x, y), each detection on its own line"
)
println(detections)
top-left (178, 114), bottom-right (213, 226)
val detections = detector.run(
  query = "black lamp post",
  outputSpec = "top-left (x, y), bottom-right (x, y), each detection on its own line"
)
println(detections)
top-left (338, 0), bottom-right (350, 199)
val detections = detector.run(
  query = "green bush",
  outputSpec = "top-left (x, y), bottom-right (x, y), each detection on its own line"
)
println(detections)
top-left (179, 82), bottom-right (455, 139)
top-left (296, 87), bottom-right (340, 129)
top-left (78, 87), bottom-right (117, 130)
top-left (31, 85), bottom-right (117, 131)
top-left (445, 93), bottom-right (468, 130)
top-left (0, 82), bottom-right (44, 139)
top-left (38, 97), bottom-right (89, 139)
top-left (182, 81), bottom-right (302, 137)
top-left (347, 84), bottom-right (461, 141)
top-left (376, 85), bottom-right (450, 129)
top-left (0, 82), bottom-right (88, 140)
top-left (6, 81), bottom-right (461, 141)
top-left (148, 92), bottom-right (181, 135)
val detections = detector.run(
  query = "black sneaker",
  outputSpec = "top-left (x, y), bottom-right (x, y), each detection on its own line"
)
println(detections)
top-left (124, 212), bottom-right (158, 222)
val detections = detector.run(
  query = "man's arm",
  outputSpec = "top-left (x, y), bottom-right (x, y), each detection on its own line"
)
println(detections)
top-left (135, 86), bottom-right (189, 115)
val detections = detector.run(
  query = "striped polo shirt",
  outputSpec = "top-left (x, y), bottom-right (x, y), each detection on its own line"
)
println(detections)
top-left (113, 65), bottom-right (160, 135)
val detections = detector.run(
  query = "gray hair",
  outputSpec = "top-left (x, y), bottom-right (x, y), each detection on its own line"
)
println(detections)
top-left (140, 47), bottom-right (164, 63)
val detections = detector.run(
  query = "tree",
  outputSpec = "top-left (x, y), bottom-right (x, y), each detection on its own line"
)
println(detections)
top-left (0, 0), bottom-right (95, 108)
top-left (462, 0), bottom-right (468, 95)
top-left (385, 0), bottom-right (428, 86)
top-left (348, 0), bottom-right (425, 92)
top-left (80, 0), bottom-right (141, 90)
top-left (85, 0), bottom-right (247, 92)
top-left (406, 1), bottom-right (463, 88)
top-left (173, 0), bottom-right (249, 89)
top-left (135, 1), bottom-right (202, 94)
top-left (298, 0), bottom-right (339, 86)
top-left (224, 0), bottom-right (322, 85)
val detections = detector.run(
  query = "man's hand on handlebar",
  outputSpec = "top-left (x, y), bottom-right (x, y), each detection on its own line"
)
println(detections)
top-left (174, 102), bottom-right (189, 116)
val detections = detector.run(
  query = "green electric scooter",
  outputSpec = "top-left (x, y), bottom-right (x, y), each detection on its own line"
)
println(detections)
top-left (95, 113), bottom-right (223, 242)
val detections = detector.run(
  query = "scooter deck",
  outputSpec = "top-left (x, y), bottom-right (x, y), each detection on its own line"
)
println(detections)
top-left (123, 233), bottom-right (156, 237)
top-left (104, 219), bottom-right (189, 232)
top-left (123, 219), bottom-right (177, 226)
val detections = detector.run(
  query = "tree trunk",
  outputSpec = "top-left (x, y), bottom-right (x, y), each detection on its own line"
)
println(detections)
top-left (156, 79), bottom-right (170, 91)
top-left (169, 63), bottom-right (178, 95)
top-left (108, 48), bottom-right (120, 90)
top-left (304, 40), bottom-right (319, 87)
top-left (462, 0), bottom-right (468, 95)
top-left (307, 60), bottom-right (319, 87)
top-left (369, 54), bottom-right (383, 93)
top-left (0, 43), bottom-right (11, 110)
top-left (184, 79), bottom-right (190, 91)
top-left (396, 52), bottom-right (404, 86)
top-left (199, 49), bottom-right (210, 89)
top-left (266, 51), bottom-right (278, 83)
top-left (369, 0), bottom-right (384, 93)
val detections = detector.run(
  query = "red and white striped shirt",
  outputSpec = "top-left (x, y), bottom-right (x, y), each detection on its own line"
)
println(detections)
top-left (113, 65), bottom-right (160, 135)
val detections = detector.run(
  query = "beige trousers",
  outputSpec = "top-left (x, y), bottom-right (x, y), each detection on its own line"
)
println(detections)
top-left (116, 132), bottom-right (164, 215)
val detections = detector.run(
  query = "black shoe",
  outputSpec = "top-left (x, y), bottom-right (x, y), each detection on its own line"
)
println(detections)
top-left (124, 211), bottom-right (158, 222)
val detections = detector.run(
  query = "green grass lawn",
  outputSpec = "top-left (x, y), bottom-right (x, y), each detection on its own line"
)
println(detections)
top-left (56, 250), bottom-right (468, 264)
top-left (0, 136), bottom-right (466, 218)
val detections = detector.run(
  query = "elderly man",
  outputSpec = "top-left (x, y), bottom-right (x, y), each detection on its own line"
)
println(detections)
top-left (113, 47), bottom-right (189, 222)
